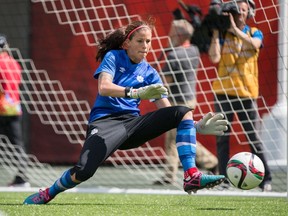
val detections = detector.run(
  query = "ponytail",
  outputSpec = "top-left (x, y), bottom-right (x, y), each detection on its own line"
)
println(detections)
top-left (95, 28), bottom-right (126, 62)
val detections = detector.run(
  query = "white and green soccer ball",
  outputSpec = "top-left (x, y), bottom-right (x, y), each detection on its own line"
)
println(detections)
top-left (226, 152), bottom-right (265, 190)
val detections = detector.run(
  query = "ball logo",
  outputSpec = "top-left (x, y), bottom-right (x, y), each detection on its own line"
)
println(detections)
top-left (249, 156), bottom-right (265, 180)
top-left (227, 159), bottom-right (247, 189)
top-left (136, 75), bottom-right (144, 83)
top-left (226, 152), bottom-right (265, 190)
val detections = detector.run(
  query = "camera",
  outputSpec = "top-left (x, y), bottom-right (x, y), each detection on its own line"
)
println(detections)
top-left (173, 0), bottom-right (244, 53)
top-left (192, 0), bottom-right (240, 53)
top-left (210, 0), bottom-right (241, 16)
top-left (191, 0), bottom-right (241, 53)
top-left (204, 0), bottom-right (241, 34)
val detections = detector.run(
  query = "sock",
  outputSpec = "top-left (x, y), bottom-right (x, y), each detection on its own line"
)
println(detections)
top-left (184, 167), bottom-right (199, 179)
top-left (48, 169), bottom-right (80, 197)
top-left (176, 120), bottom-right (197, 174)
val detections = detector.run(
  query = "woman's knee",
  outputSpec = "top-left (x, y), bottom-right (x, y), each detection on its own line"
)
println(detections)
top-left (173, 105), bottom-right (193, 120)
top-left (181, 110), bottom-right (193, 121)
top-left (70, 165), bottom-right (96, 182)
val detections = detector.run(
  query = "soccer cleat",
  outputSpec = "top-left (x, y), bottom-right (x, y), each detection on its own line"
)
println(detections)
top-left (183, 171), bottom-right (226, 194)
top-left (23, 188), bottom-right (53, 205)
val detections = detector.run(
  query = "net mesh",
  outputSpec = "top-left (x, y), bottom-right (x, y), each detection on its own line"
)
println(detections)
top-left (0, 0), bottom-right (287, 193)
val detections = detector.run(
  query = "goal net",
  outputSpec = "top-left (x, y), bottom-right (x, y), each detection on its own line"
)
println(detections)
top-left (0, 0), bottom-right (287, 194)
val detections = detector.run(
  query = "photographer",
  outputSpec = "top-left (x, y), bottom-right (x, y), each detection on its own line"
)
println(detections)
top-left (208, 0), bottom-right (272, 191)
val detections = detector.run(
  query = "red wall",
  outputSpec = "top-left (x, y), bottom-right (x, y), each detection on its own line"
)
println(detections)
top-left (30, 0), bottom-right (278, 163)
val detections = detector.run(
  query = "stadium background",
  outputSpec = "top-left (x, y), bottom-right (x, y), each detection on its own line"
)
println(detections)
top-left (28, 0), bottom-right (277, 164)
top-left (0, 0), bottom-right (286, 193)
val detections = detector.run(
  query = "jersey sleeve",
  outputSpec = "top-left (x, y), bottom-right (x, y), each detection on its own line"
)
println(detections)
top-left (94, 51), bottom-right (117, 79)
top-left (248, 27), bottom-right (264, 48)
top-left (149, 67), bottom-right (164, 85)
top-left (251, 28), bottom-right (263, 41)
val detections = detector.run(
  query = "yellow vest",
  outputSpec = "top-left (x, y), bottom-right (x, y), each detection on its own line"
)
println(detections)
top-left (212, 28), bottom-right (260, 99)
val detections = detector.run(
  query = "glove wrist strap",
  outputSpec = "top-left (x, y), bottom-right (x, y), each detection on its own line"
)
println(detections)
top-left (125, 87), bottom-right (132, 98)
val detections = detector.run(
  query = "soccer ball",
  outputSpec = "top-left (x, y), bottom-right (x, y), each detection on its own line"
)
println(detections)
top-left (226, 152), bottom-right (265, 190)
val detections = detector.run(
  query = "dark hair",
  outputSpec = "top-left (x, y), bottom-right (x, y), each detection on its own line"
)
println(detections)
top-left (95, 19), bottom-right (154, 62)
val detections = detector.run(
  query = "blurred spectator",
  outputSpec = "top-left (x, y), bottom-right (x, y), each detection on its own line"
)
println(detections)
top-left (208, 0), bottom-right (272, 191)
top-left (0, 34), bottom-right (30, 187)
top-left (154, 19), bottom-right (218, 185)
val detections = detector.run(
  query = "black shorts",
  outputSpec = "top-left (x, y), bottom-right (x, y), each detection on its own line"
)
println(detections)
top-left (71, 106), bottom-right (191, 181)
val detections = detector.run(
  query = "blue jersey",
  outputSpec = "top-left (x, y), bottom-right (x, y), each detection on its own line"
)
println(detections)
top-left (89, 49), bottom-right (163, 122)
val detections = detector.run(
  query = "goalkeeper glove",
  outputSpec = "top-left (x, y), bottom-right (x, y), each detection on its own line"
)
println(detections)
top-left (126, 84), bottom-right (168, 100)
top-left (195, 112), bottom-right (229, 136)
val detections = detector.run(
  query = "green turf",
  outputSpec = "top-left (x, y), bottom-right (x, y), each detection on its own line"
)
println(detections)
top-left (0, 192), bottom-right (287, 216)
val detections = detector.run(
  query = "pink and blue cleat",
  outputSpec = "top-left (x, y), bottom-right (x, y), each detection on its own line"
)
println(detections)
top-left (183, 170), bottom-right (225, 194)
top-left (23, 188), bottom-right (53, 205)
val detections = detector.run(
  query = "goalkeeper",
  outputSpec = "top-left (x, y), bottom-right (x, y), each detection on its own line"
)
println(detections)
top-left (23, 19), bottom-right (228, 205)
